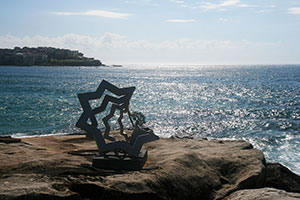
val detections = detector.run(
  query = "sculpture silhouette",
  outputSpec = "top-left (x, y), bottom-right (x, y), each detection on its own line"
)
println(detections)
top-left (76, 80), bottom-right (159, 164)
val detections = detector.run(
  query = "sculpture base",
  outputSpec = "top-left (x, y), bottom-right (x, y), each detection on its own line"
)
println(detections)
top-left (92, 150), bottom-right (148, 171)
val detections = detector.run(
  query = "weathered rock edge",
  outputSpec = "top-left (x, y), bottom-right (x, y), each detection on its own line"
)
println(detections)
top-left (0, 133), bottom-right (298, 200)
top-left (223, 187), bottom-right (300, 200)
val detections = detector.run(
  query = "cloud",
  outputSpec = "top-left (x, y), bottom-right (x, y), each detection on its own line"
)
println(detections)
top-left (199, 0), bottom-right (240, 10)
top-left (220, 0), bottom-right (240, 7)
top-left (237, 4), bottom-right (250, 8)
top-left (0, 33), bottom-right (288, 64)
top-left (170, 0), bottom-right (184, 4)
top-left (288, 7), bottom-right (300, 14)
top-left (175, 0), bottom-right (255, 10)
top-left (167, 19), bottom-right (196, 23)
top-left (219, 18), bottom-right (229, 22)
top-left (52, 10), bottom-right (130, 19)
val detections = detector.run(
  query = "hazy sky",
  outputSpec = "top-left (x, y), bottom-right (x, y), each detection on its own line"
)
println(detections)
top-left (0, 0), bottom-right (300, 64)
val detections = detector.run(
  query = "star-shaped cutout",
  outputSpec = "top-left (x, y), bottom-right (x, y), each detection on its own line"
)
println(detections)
top-left (76, 80), bottom-right (159, 157)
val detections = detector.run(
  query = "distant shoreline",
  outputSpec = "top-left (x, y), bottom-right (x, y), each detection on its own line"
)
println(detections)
top-left (0, 47), bottom-right (104, 67)
top-left (0, 65), bottom-right (107, 67)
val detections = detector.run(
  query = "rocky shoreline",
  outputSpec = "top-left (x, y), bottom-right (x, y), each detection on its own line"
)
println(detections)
top-left (0, 132), bottom-right (299, 200)
top-left (0, 47), bottom-right (103, 66)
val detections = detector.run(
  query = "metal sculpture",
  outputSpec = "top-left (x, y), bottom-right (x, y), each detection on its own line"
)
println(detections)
top-left (76, 80), bottom-right (159, 170)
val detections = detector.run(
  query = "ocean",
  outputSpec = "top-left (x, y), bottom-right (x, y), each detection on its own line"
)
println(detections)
top-left (0, 65), bottom-right (300, 174)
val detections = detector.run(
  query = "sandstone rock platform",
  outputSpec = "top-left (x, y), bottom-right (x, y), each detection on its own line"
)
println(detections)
top-left (224, 188), bottom-right (300, 200)
top-left (0, 132), bottom-right (299, 200)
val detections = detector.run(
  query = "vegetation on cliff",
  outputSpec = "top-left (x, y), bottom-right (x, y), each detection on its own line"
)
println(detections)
top-left (0, 47), bottom-right (103, 66)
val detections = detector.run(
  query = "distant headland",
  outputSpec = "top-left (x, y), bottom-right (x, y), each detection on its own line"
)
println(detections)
top-left (0, 47), bottom-right (103, 66)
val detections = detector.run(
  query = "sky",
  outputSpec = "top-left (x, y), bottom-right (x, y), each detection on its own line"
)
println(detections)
top-left (0, 0), bottom-right (300, 65)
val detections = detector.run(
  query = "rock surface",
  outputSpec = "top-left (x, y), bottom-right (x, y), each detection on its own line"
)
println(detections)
top-left (265, 163), bottom-right (300, 193)
top-left (0, 136), bottom-right (21, 143)
top-left (0, 132), bottom-right (268, 200)
top-left (224, 188), bottom-right (300, 200)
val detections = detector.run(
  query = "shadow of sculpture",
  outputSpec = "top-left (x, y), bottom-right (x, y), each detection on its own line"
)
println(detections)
top-left (76, 80), bottom-right (159, 170)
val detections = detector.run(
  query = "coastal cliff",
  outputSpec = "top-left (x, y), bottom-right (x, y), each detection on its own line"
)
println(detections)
top-left (1, 131), bottom-right (300, 200)
top-left (0, 47), bottom-right (103, 66)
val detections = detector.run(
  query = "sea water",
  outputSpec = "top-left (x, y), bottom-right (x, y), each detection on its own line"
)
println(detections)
top-left (0, 65), bottom-right (300, 174)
